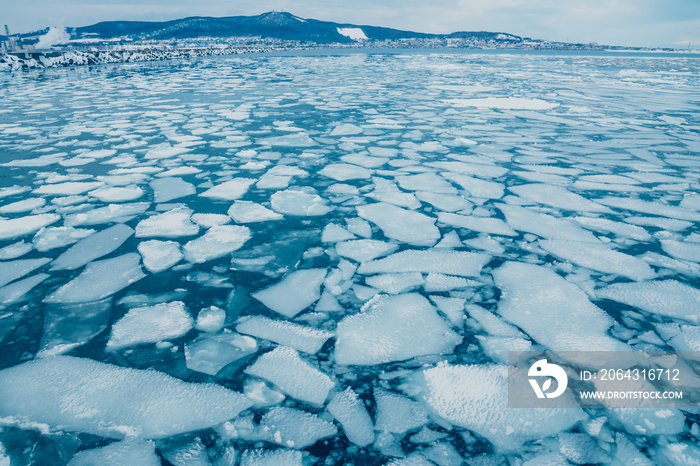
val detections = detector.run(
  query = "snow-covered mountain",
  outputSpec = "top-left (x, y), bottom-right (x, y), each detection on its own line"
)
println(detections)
top-left (69, 11), bottom-right (521, 44)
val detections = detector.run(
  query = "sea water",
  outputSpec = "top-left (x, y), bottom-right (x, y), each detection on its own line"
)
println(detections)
top-left (0, 49), bottom-right (699, 464)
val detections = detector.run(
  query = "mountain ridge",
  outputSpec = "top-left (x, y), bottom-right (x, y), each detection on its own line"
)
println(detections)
top-left (68, 11), bottom-right (523, 44)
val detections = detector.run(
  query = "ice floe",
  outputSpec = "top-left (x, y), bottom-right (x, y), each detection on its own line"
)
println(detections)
top-left (358, 249), bottom-right (490, 277)
top-left (135, 207), bottom-right (199, 238)
top-left (252, 269), bottom-right (326, 318)
top-left (0, 356), bottom-right (252, 438)
top-left (445, 97), bottom-right (559, 110)
top-left (64, 202), bottom-right (151, 227)
top-left (335, 293), bottom-right (461, 365)
top-left (327, 388), bottom-right (374, 447)
top-left (68, 440), bottom-right (160, 466)
top-left (107, 301), bottom-right (193, 350)
top-left (597, 280), bottom-right (700, 323)
top-left (149, 177), bottom-right (196, 203)
top-left (200, 178), bottom-right (255, 201)
top-left (137, 240), bottom-right (183, 273)
top-left (493, 262), bottom-right (629, 353)
top-left (88, 185), bottom-right (144, 203)
top-left (258, 407), bottom-right (337, 449)
top-left (538, 239), bottom-right (656, 281)
top-left (228, 201), bottom-right (283, 223)
top-left (407, 364), bottom-right (584, 451)
top-left (0, 257), bottom-right (50, 288)
top-left (270, 189), bottom-right (332, 216)
top-left (335, 239), bottom-right (398, 262)
top-left (236, 315), bottom-right (333, 354)
top-left (51, 224), bottom-right (134, 271)
top-left (356, 202), bottom-right (439, 246)
top-left (185, 333), bottom-right (258, 376)
top-left (244, 346), bottom-right (334, 405)
top-left (183, 225), bottom-right (251, 263)
top-left (0, 214), bottom-right (60, 241)
top-left (44, 253), bottom-right (145, 304)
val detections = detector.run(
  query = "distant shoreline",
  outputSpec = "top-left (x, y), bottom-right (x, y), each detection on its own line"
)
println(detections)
top-left (2, 45), bottom-right (698, 72)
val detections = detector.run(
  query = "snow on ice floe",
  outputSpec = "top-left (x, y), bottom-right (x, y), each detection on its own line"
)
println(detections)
top-left (87, 185), bottom-right (144, 203)
top-left (236, 315), bottom-right (333, 354)
top-left (334, 293), bottom-right (461, 365)
top-left (321, 223), bottom-right (356, 243)
top-left (44, 253), bottom-right (145, 304)
top-left (358, 249), bottom-right (490, 277)
top-left (138, 240), bottom-right (183, 273)
top-left (538, 239), bottom-right (656, 281)
top-left (335, 239), bottom-right (398, 262)
top-left (244, 346), bottom-right (334, 405)
top-left (0, 356), bottom-right (252, 439)
top-left (366, 179), bottom-right (421, 210)
top-left (67, 440), bottom-right (160, 466)
top-left (356, 202), bottom-right (439, 246)
top-left (200, 178), bottom-right (255, 201)
top-left (50, 224), bottom-right (134, 271)
top-left (406, 364), bottom-right (584, 451)
top-left (0, 257), bottom-right (50, 288)
top-left (598, 197), bottom-right (700, 222)
top-left (497, 204), bottom-right (600, 242)
top-left (327, 388), bottom-right (374, 447)
top-left (107, 301), bottom-right (194, 350)
top-left (183, 225), bottom-right (251, 263)
top-left (571, 216), bottom-right (651, 242)
top-left (149, 177), bottom-right (196, 203)
top-left (319, 163), bottom-right (372, 181)
top-left (509, 184), bottom-right (611, 213)
top-left (0, 214), bottom-right (60, 241)
top-left (259, 407), bottom-right (337, 449)
top-left (493, 262), bottom-right (629, 355)
top-left (270, 189), bottom-right (332, 216)
top-left (185, 333), bottom-right (258, 376)
top-left (445, 97), bottom-right (559, 110)
top-left (660, 239), bottom-right (700, 263)
top-left (195, 306), bottom-right (226, 333)
top-left (135, 207), bottom-right (199, 238)
top-left (396, 173), bottom-right (457, 194)
top-left (365, 272), bottom-right (424, 294)
top-left (64, 202), bottom-right (150, 226)
top-left (437, 212), bottom-right (516, 236)
top-left (34, 181), bottom-right (103, 196)
top-left (228, 201), bottom-right (283, 223)
top-left (0, 197), bottom-right (46, 214)
top-left (440, 173), bottom-right (504, 199)
top-left (252, 269), bottom-right (326, 318)
top-left (144, 146), bottom-right (192, 160)
top-left (330, 123), bottom-right (363, 136)
top-left (415, 191), bottom-right (471, 212)
top-left (192, 213), bottom-right (231, 228)
top-left (597, 280), bottom-right (700, 323)
top-left (374, 388), bottom-right (429, 434)
top-left (240, 448), bottom-right (302, 466)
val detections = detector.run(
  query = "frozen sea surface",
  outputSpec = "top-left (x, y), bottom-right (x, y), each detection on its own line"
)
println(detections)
top-left (0, 49), bottom-right (699, 465)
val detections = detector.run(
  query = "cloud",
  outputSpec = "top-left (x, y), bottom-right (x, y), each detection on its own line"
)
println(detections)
top-left (35, 27), bottom-right (70, 49)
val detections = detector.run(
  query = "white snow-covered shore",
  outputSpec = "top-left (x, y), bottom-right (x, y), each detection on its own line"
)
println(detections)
top-left (0, 46), bottom-right (281, 71)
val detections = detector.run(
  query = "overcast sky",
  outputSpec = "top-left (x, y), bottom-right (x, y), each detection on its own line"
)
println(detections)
top-left (6, 0), bottom-right (700, 49)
